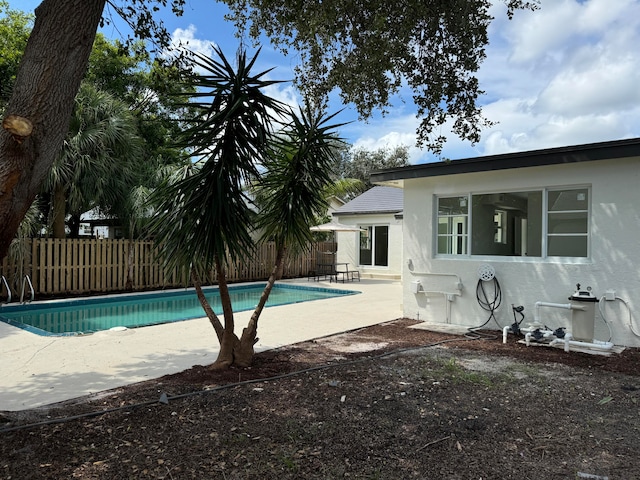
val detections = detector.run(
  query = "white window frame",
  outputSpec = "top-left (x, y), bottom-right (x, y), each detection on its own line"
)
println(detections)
top-left (435, 186), bottom-right (591, 260)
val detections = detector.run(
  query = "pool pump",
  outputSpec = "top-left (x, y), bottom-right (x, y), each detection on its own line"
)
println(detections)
top-left (503, 283), bottom-right (614, 353)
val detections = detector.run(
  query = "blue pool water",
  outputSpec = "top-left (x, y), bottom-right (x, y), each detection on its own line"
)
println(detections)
top-left (0, 283), bottom-right (358, 336)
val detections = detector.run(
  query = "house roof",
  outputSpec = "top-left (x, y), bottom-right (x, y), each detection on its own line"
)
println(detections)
top-left (333, 186), bottom-right (403, 216)
top-left (370, 137), bottom-right (640, 187)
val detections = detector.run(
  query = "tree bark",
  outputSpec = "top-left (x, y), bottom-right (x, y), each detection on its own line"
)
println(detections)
top-left (210, 256), bottom-right (241, 370)
top-left (0, 0), bottom-right (106, 260)
top-left (191, 268), bottom-right (225, 343)
top-left (125, 239), bottom-right (135, 290)
top-left (235, 245), bottom-right (286, 367)
top-left (68, 213), bottom-right (81, 238)
top-left (51, 184), bottom-right (66, 238)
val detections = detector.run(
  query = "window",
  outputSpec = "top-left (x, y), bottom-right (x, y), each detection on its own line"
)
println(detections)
top-left (359, 225), bottom-right (389, 266)
top-left (437, 197), bottom-right (468, 255)
top-left (547, 188), bottom-right (589, 257)
top-left (436, 187), bottom-right (589, 258)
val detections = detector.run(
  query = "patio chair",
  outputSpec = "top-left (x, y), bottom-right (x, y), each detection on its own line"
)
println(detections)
top-left (334, 264), bottom-right (360, 283)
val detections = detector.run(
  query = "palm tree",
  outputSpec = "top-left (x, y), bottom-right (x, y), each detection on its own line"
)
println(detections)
top-left (148, 46), bottom-right (286, 369)
top-left (42, 82), bottom-right (143, 238)
top-left (239, 105), bottom-right (346, 364)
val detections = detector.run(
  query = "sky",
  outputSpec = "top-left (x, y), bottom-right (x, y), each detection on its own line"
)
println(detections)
top-left (11, 0), bottom-right (640, 164)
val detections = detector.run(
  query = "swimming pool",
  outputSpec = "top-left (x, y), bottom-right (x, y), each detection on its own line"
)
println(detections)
top-left (0, 283), bottom-right (358, 336)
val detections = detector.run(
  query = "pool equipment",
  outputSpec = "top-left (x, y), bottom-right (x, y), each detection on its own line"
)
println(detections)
top-left (566, 284), bottom-right (598, 341)
top-left (503, 283), bottom-right (614, 353)
top-left (505, 304), bottom-right (525, 336)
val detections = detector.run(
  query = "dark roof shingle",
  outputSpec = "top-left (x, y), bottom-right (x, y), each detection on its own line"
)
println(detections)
top-left (333, 186), bottom-right (403, 216)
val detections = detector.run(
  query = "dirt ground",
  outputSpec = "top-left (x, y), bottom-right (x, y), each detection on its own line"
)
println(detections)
top-left (1, 318), bottom-right (639, 479)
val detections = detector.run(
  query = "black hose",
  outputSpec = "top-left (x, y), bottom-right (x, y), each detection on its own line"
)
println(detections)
top-left (466, 277), bottom-right (503, 340)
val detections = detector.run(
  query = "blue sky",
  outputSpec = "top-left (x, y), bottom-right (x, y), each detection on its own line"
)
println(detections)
top-left (11, 0), bottom-right (640, 163)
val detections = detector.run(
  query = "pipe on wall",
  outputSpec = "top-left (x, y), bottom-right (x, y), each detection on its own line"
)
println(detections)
top-left (534, 301), bottom-right (585, 323)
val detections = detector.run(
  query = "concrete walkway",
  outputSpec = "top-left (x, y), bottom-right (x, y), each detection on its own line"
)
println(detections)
top-left (0, 279), bottom-right (401, 411)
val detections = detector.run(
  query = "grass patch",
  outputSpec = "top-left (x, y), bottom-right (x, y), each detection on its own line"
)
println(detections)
top-left (430, 357), bottom-right (498, 387)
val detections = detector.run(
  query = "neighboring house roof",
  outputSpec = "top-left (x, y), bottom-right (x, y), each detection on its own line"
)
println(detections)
top-left (327, 195), bottom-right (346, 214)
top-left (332, 186), bottom-right (403, 216)
top-left (370, 137), bottom-right (640, 187)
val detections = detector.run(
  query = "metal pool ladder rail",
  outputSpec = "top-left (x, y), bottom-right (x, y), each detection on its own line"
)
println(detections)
top-left (20, 275), bottom-right (34, 304)
top-left (1, 275), bottom-right (11, 304)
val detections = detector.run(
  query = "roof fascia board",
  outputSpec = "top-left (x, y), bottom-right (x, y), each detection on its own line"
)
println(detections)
top-left (370, 137), bottom-right (640, 183)
top-left (334, 210), bottom-right (402, 216)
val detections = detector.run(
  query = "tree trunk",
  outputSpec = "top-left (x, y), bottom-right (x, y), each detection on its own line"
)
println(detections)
top-left (235, 244), bottom-right (286, 367)
top-left (68, 213), bottom-right (81, 238)
top-left (0, 0), bottom-right (106, 260)
top-left (51, 184), bottom-right (67, 238)
top-left (210, 256), bottom-right (241, 370)
top-left (190, 268), bottom-right (224, 342)
top-left (125, 239), bottom-right (135, 290)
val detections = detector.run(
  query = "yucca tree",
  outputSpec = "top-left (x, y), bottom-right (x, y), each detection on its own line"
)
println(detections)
top-left (240, 106), bottom-right (346, 363)
top-left (148, 46), bottom-right (286, 369)
top-left (42, 82), bottom-right (143, 237)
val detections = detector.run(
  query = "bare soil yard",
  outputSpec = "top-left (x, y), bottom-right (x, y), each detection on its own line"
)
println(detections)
top-left (1, 318), bottom-right (639, 479)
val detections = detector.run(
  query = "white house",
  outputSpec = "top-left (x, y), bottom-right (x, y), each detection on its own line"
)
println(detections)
top-left (370, 138), bottom-right (640, 348)
top-left (332, 186), bottom-right (403, 279)
top-left (79, 208), bottom-right (122, 239)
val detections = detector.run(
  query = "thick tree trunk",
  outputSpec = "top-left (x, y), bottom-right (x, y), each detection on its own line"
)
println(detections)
top-left (51, 184), bottom-right (66, 238)
top-left (0, 0), bottom-right (106, 259)
top-left (235, 245), bottom-right (286, 367)
top-left (210, 257), bottom-right (241, 370)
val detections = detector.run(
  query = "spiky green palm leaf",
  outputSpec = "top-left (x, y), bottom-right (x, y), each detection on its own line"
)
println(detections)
top-left (148, 47), bottom-right (287, 273)
top-left (255, 105), bottom-right (346, 251)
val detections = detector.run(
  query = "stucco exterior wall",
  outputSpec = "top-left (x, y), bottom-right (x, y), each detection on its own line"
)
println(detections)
top-left (334, 213), bottom-right (403, 279)
top-left (402, 156), bottom-right (640, 347)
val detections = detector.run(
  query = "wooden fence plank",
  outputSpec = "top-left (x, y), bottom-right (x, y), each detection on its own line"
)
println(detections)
top-left (1, 239), bottom-right (330, 298)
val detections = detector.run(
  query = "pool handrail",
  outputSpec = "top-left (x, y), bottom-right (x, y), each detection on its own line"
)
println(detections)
top-left (1, 275), bottom-right (10, 305)
top-left (20, 275), bottom-right (34, 304)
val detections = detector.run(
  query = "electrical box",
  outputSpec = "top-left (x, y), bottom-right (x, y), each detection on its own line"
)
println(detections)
top-left (605, 290), bottom-right (616, 301)
top-left (411, 280), bottom-right (421, 294)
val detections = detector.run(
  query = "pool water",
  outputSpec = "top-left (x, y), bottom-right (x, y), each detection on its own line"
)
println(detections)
top-left (0, 283), bottom-right (358, 336)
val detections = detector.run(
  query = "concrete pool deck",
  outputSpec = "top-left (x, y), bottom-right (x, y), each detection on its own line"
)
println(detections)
top-left (0, 279), bottom-right (402, 411)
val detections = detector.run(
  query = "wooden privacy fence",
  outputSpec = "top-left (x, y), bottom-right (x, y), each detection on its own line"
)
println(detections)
top-left (0, 239), bottom-right (335, 299)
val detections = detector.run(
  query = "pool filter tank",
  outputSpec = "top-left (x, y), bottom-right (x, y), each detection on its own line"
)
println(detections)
top-left (569, 284), bottom-right (598, 342)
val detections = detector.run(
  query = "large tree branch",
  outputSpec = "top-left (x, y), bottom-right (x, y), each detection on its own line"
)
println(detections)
top-left (0, 0), bottom-right (106, 259)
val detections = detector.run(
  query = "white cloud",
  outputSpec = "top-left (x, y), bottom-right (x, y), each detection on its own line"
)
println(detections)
top-left (348, 114), bottom-right (429, 164)
top-left (262, 82), bottom-right (300, 112)
top-left (453, 0), bottom-right (640, 157)
top-left (166, 25), bottom-right (302, 126)
top-left (169, 25), bottom-right (216, 59)
top-left (503, 0), bottom-right (634, 65)
top-left (534, 55), bottom-right (640, 117)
